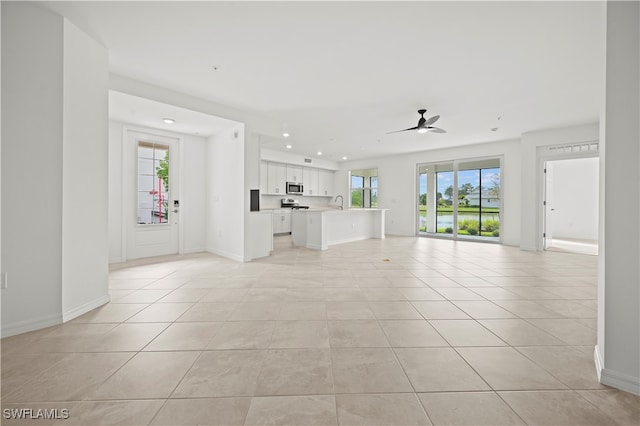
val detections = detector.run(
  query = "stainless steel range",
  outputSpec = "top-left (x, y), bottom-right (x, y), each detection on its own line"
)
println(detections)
top-left (280, 198), bottom-right (309, 209)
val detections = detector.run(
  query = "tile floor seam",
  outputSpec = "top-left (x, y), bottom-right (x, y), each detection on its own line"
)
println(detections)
top-left (376, 314), bottom-right (437, 424)
top-left (491, 390), bottom-right (533, 425)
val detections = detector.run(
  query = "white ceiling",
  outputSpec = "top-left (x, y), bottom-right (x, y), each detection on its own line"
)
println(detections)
top-left (109, 91), bottom-right (240, 137)
top-left (43, 1), bottom-right (605, 162)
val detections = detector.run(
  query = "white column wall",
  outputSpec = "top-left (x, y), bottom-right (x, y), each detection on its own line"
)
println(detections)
top-left (61, 19), bottom-right (110, 321)
top-left (180, 134), bottom-right (208, 254)
top-left (596, 0), bottom-right (640, 395)
top-left (1, 2), bottom-right (64, 335)
top-left (205, 125), bottom-right (246, 261)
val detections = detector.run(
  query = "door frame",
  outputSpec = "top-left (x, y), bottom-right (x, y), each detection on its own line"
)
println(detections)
top-left (121, 125), bottom-right (185, 262)
top-left (536, 142), bottom-right (599, 251)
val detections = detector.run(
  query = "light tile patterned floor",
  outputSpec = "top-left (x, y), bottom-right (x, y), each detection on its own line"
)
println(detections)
top-left (2, 236), bottom-right (639, 425)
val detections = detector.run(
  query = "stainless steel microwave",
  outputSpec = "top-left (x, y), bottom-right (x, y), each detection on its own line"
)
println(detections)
top-left (286, 182), bottom-right (303, 195)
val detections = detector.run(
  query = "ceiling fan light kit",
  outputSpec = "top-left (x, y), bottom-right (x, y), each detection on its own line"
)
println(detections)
top-left (389, 109), bottom-right (447, 134)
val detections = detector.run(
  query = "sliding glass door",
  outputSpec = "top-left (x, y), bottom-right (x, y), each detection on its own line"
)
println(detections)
top-left (417, 157), bottom-right (501, 242)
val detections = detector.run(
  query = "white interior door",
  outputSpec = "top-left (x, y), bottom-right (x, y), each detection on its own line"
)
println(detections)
top-left (126, 130), bottom-right (180, 260)
top-left (543, 162), bottom-right (554, 249)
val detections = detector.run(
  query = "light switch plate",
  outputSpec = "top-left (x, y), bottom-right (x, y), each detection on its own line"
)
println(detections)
top-left (0, 272), bottom-right (7, 289)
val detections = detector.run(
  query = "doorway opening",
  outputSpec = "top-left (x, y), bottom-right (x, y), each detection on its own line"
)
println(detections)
top-left (543, 157), bottom-right (599, 256)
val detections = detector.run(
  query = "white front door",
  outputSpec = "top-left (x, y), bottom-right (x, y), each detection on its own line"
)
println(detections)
top-left (126, 130), bottom-right (181, 260)
top-left (543, 162), bottom-right (554, 250)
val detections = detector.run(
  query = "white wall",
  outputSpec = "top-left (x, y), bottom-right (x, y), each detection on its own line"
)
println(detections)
top-left (520, 123), bottom-right (599, 250)
top-left (335, 140), bottom-right (522, 246)
top-left (1, 2), bottom-right (64, 335)
top-left (206, 125), bottom-right (246, 261)
top-left (547, 157), bottom-right (599, 241)
top-left (61, 19), bottom-right (110, 320)
top-left (1, 3), bottom-right (111, 336)
top-left (181, 133), bottom-right (207, 254)
top-left (108, 122), bottom-right (124, 262)
top-left (596, 0), bottom-right (640, 395)
top-left (108, 121), bottom-right (208, 262)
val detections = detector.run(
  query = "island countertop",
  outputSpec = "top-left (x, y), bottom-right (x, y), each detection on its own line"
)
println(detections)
top-left (290, 208), bottom-right (388, 250)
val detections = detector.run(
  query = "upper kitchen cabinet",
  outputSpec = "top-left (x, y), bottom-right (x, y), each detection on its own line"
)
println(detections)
top-left (303, 168), bottom-right (319, 196)
top-left (318, 169), bottom-right (334, 197)
top-left (286, 165), bottom-right (303, 183)
top-left (260, 162), bottom-right (269, 194)
top-left (266, 162), bottom-right (287, 195)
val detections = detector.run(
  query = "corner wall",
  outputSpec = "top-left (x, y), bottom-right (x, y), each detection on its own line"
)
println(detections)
top-left (596, 0), bottom-right (640, 395)
top-left (1, 2), bottom-right (110, 335)
top-left (61, 19), bottom-right (110, 321)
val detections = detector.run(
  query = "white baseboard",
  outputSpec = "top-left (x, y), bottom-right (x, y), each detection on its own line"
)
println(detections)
top-left (109, 256), bottom-right (124, 264)
top-left (206, 247), bottom-right (244, 262)
top-left (182, 247), bottom-right (205, 255)
top-left (594, 344), bottom-right (640, 395)
top-left (329, 236), bottom-right (369, 246)
top-left (1, 312), bottom-right (62, 338)
top-left (62, 294), bottom-right (111, 322)
top-left (600, 368), bottom-right (640, 395)
top-left (594, 345), bottom-right (604, 381)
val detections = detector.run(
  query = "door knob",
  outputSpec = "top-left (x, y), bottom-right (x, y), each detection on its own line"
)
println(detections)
top-left (173, 209), bottom-right (179, 213)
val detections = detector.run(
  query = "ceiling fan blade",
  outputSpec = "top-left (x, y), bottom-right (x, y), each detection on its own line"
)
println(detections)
top-left (387, 126), bottom-right (419, 134)
top-left (427, 127), bottom-right (447, 133)
top-left (424, 115), bottom-right (440, 126)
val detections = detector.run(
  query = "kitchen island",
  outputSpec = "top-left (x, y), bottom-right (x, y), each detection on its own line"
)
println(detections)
top-left (290, 208), bottom-right (387, 250)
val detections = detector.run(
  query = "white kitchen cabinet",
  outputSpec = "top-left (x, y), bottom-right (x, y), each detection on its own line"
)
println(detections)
top-left (286, 165), bottom-right (303, 183)
top-left (303, 168), bottom-right (318, 196)
top-left (318, 169), bottom-right (334, 197)
top-left (272, 210), bottom-right (291, 234)
top-left (267, 162), bottom-right (287, 195)
top-left (260, 162), bottom-right (269, 195)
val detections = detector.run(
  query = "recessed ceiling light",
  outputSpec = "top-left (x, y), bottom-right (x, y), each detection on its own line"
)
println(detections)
top-left (286, 144), bottom-right (292, 149)
top-left (163, 118), bottom-right (175, 124)
top-left (282, 132), bottom-right (290, 138)
top-left (317, 151), bottom-right (323, 156)
top-left (342, 156), bottom-right (348, 160)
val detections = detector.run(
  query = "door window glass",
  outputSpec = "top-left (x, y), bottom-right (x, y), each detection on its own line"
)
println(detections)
top-left (137, 141), bottom-right (170, 224)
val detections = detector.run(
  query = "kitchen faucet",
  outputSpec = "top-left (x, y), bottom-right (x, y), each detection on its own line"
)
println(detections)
top-left (334, 195), bottom-right (344, 210)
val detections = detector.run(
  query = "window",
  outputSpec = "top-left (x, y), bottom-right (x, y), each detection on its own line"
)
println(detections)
top-left (350, 168), bottom-right (378, 208)
top-left (137, 141), bottom-right (170, 225)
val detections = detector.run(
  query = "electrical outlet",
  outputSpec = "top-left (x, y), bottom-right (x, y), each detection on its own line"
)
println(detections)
top-left (1, 272), bottom-right (7, 289)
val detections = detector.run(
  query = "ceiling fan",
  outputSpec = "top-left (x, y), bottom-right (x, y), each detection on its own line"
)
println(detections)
top-left (388, 109), bottom-right (446, 134)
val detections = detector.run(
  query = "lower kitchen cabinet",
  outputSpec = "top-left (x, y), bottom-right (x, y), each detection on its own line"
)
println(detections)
top-left (272, 210), bottom-right (292, 234)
